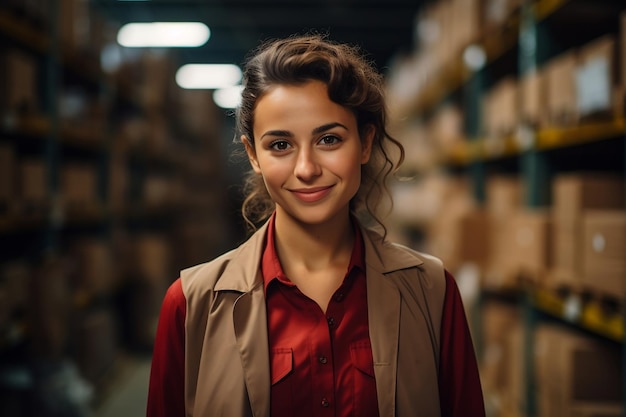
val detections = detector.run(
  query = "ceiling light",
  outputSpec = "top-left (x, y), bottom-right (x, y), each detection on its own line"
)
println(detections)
top-left (176, 64), bottom-right (242, 90)
top-left (117, 22), bottom-right (210, 47)
top-left (213, 86), bottom-right (244, 109)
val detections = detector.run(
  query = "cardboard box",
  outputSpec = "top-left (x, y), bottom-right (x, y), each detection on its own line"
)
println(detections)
top-left (483, 77), bottom-right (519, 139)
top-left (509, 209), bottom-right (552, 282)
top-left (582, 210), bottom-right (626, 298)
top-left (30, 256), bottom-right (72, 360)
top-left (576, 35), bottom-right (618, 119)
top-left (486, 175), bottom-right (523, 216)
top-left (484, 214), bottom-right (517, 288)
top-left (0, 143), bottom-right (15, 204)
top-left (543, 50), bottom-right (578, 127)
top-left (550, 216), bottom-right (583, 288)
top-left (480, 302), bottom-right (520, 391)
top-left (71, 239), bottom-right (115, 296)
top-left (458, 208), bottom-right (490, 269)
top-left (134, 234), bottom-right (171, 285)
top-left (18, 158), bottom-right (47, 205)
top-left (535, 325), bottom-right (623, 417)
top-left (59, 0), bottom-right (91, 53)
top-left (61, 164), bottom-right (98, 208)
top-left (0, 262), bottom-right (30, 328)
top-left (0, 48), bottom-right (38, 116)
top-left (552, 173), bottom-right (624, 220)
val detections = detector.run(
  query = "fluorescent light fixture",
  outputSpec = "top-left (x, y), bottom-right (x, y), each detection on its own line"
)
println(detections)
top-left (176, 64), bottom-right (242, 89)
top-left (117, 22), bottom-right (210, 47)
top-left (213, 85), bottom-right (244, 109)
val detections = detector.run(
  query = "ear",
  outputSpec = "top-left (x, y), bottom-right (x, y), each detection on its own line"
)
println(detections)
top-left (360, 125), bottom-right (375, 164)
top-left (242, 136), bottom-right (262, 174)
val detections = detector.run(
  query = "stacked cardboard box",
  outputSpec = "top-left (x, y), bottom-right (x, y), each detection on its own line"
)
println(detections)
top-left (543, 51), bottom-right (579, 128)
top-left (582, 210), bottom-right (626, 298)
top-left (70, 239), bottom-right (116, 299)
top-left (0, 143), bottom-right (15, 213)
top-left (550, 173), bottom-right (624, 291)
top-left (18, 158), bottom-right (47, 211)
top-left (483, 77), bottom-right (519, 141)
top-left (61, 164), bottom-right (99, 210)
top-left (507, 209), bottom-right (552, 283)
top-left (0, 48), bottom-right (39, 117)
top-left (30, 256), bottom-right (72, 360)
top-left (483, 175), bottom-right (524, 288)
top-left (535, 325), bottom-right (623, 416)
top-left (479, 302), bottom-right (522, 416)
top-left (575, 35), bottom-right (620, 121)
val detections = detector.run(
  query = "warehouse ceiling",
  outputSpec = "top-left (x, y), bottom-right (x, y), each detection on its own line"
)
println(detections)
top-left (93, 0), bottom-right (427, 73)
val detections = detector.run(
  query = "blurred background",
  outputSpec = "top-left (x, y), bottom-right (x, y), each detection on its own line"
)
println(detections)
top-left (0, 0), bottom-right (625, 416)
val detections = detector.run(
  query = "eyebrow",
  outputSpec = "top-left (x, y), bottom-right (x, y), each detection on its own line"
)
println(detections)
top-left (260, 122), bottom-right (349, 141)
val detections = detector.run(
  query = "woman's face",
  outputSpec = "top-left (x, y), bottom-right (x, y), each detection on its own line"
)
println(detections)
top-left (245, 80), bottom-right (373, 227)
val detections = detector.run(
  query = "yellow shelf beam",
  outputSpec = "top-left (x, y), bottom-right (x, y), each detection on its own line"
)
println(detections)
top-left (444, 118), bottom-right (626, 166)
top-left (532, 288), bottom-right (624, 342)
top-left (536, 117), bottom-right (626, 150)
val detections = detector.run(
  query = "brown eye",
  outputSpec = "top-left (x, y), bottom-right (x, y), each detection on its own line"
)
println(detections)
top-left (270, 140), bottom-right (290, 151)
top-left (319, 135), bottom-right (341, 146)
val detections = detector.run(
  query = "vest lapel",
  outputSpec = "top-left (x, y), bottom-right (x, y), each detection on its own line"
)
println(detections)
top-left (233, 284), bottom-right (271, 417)
top-left (366, 268), bottom-right (401, 417)
top-left (361, 227), bottom-right (402, 417)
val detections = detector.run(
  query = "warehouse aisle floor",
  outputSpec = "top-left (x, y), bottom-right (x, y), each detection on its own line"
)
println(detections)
top-left (95, 355), bottom-right (152, 417)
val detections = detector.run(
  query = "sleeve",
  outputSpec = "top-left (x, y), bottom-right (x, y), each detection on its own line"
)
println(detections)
top-left (438, 270), bottom-right (486, 417)
top-left (147, 278), bottom-right (187, 417)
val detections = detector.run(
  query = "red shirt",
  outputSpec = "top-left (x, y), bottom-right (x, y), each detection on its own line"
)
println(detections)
top-left (147, 223), bottom-right (485, 417)
top-left (262, 217), bottom-right (378, 417)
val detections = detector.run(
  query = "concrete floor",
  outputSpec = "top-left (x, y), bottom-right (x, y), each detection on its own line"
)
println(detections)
top-left (95, 356), bottom-right (151, 417)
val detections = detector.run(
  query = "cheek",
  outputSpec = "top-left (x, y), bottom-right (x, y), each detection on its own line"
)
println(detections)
top-left (257, 157), bottom-right (289, 187)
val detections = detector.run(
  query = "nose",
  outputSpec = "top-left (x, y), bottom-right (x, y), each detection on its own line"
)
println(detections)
top-left (294, 148), bottom-right (321, 181)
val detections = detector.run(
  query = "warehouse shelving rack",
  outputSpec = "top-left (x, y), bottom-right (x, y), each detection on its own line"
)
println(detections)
top-left (0, 2), bottom-right (233, 413)
top-left (395, 0), bottom-right (626, 415)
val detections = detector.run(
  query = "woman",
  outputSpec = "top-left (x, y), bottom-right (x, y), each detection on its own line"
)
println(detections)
top-left (147, 34), bottom-right (485, 417)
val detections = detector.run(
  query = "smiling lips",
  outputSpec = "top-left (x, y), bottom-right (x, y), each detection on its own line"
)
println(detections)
top-left (290, 185), bottom-right (334, 203)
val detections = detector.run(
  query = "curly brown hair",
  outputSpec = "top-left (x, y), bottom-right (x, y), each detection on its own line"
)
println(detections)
top-left (235, 33), bottom-right (404, 234)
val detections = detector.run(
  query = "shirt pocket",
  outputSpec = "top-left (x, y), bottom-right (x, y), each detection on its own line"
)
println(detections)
top-left (270, 347), bottom-right (294, 417)
top-left (271, 347), bottom-right (293, 384)
top-left (350, 340), bottom-right (375, 377)
top-left (350, 341), bottom-right (380, 416)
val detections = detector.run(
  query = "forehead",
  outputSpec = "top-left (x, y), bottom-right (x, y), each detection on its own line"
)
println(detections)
top-left (253, 80), bottom-right (357, 132)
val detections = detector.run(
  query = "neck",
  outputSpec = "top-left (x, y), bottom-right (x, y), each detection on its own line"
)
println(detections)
top-left (273, 210), bottom-right (355, 272)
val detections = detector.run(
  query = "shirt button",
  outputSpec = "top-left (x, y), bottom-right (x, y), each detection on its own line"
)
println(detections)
top-left (334, 292), bottom-right (345, 302)
top-left (327, 316), bottom-right (336, 328)
top-left (318, 356), bottom-right (328, 364)
top-left (321, 398), bottom-right (330, 408)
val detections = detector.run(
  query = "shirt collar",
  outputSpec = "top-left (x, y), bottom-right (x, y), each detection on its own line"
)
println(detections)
top-left (261, 212), bottom-right (365, 292)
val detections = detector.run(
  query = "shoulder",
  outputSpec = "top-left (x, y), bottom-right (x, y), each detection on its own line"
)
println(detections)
top-left (180, 224), bottom-right (269, 299)
top-left (362, 226), bottom-right (447, 299)
top-left (181, 248), bottom-right (240, 291)
top-left (361, 225), bottom-right (444, 276)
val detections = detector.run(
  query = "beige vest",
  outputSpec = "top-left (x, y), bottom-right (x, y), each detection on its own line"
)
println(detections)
top-left (181, 222), bottom-right (446, 417)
